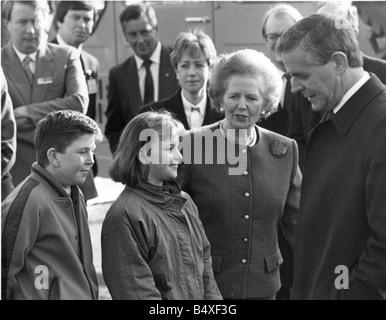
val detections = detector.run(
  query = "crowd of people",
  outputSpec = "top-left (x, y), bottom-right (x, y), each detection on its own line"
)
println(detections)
top-left (1, 1), bottom-right (386, 300)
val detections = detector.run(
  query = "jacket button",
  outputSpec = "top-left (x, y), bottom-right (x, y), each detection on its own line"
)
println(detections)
top-left (241, 149), bottom-right (247, 154)
top-left (241, 259), bottom-right (247, 264)
top-left (64, 203), bottom-right (69, 208)
top-left (243, 238), bottom-right (248, 242)
top-left (243, 171), bottom-right (248, 176)
top-left (244, 215), bottom-right (249, 220)
top-left (244, 192), bottom-right (250, 197)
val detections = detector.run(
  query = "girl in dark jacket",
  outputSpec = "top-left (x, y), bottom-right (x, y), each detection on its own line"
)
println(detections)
top-left (101, 111), bottom-right (222, 300)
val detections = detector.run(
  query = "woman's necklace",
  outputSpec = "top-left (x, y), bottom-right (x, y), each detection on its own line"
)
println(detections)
top-left (219, 120), bottom-right (256, 146)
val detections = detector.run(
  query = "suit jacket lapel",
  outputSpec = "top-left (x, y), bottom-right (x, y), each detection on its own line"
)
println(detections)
top-left (202, 95), bottom-right (218, 126)
top-left (168, 90), bottom-right (190, 129)
top-left (31, 45), bottom-right (54, 103)
top-left (125, 57), bottom-right (142, 115)
top-left (2, 44), bottom-right (32, 104)
top-left (158, 46), bottom-right (175, 99)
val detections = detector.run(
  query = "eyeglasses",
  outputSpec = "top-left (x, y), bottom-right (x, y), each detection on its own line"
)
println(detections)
top-left (264, 33), bottom-right (282, 45)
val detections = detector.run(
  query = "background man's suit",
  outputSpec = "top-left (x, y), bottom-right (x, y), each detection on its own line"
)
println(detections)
top-left (105, 45), bottom-right (179, 153)
top-left (51, 37), bottom-right (100, 201)
top-left (139, 89), bottom-right (224, 129)
top-left (1, 43), bottom-right (88, 187)
top-left (293, 75), bottom-right (386, 300)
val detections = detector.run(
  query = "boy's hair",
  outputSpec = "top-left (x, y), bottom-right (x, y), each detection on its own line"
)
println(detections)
top-left (34, 110), bottom-right (103, 167)
top-left (109, 111), bottom-right (184, 187)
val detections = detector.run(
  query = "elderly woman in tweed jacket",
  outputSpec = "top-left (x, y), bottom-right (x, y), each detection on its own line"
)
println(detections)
top-left (177, 49), bottom-right (302, 300)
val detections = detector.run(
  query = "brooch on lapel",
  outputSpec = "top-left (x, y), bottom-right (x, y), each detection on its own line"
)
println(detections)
top-left (270, 140), bottom-right (288, 158)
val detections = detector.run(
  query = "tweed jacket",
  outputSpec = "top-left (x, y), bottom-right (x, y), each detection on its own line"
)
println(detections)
top-left (101, 179), bottom-right (222, 300)
top-left (177, 122), bottom-right (302, 299)
top-left (1, 163), bottom-right (98, 300)
top-left (139, 88), bottom-right (224, 129)
top-left (292, 75), bottom-right (386, 300)
top-left (105, 45), bottom-right (180, 153)
top-left (1, 43), bottom-right (89, 186)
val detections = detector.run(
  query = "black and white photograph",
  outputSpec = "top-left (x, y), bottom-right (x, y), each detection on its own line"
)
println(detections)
top-left (1, 0), bottom-right (386, 306)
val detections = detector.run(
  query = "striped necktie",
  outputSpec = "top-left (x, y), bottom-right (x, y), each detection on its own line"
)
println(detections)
top-left (22, 56), bottom-right (34, 85)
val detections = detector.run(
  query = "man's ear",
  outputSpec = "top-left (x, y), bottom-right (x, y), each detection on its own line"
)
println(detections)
top-left (331, 51), bottom-right (348, 75)
top-left (47, 148), bottom-right (60, 167)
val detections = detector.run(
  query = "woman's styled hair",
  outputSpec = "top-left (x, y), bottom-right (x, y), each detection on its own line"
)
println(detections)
top-left (109, 111), bottom-right (185, 187)
top-left (34, 110), bottom-right (102, 167)
top-left (170, 29), bottom-right (217, 69)
top-left (209, 49), bottom-right (282, 118)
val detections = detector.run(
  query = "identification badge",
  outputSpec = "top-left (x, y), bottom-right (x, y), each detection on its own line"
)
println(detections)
top-left (37, 77), bottom-right (53, 85)
top-left (87, 78), bottom-right (98, 94)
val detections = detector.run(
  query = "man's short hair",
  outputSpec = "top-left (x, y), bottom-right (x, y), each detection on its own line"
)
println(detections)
top-left (276, 13), bottom-right (363, 68)
top-left (119, 3), bottom-right (157, 29)
top-left (34, 110), bottom-right (102, 167)
top-left (53, 1), bottom-right (94, 30)
top-left (2, 0), bottom-right (49, 21)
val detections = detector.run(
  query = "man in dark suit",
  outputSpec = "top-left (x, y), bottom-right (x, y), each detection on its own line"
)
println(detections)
top-left (259, 4), bottom-right (316, 301)
top-left (277, 13), bottom-right (386, 300)
top-left (289, 0), bottom-right (386, 152)
top-left (52, 1), bottom-right (100, 202)
top-left (260, 4), bottom-right (319, 172)
top-left (105, 3), bottom-right (179, 153)
top-left (1, 0), bottom-right (89, 187)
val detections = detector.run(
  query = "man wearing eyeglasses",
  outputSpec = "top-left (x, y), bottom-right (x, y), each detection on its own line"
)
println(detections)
top-left (259, 3), bottom-right (317, 301)
top-left (260, 4), bottom-right (319, 171)
top-left (105, 3), bottom-right (179, 153)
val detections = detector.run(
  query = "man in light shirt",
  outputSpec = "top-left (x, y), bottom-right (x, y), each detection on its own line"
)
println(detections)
top-left (277, 13), bottom-right (386, 300)
top-left (105, 3), bottom-right (179, 153)
top-left (1, 0), bottom-right (88, 187)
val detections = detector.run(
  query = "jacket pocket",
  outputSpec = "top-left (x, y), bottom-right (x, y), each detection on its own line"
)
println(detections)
top-left (264, 251), bottom-right (283, 273)
top-left (48, 276), bottom-right (61, 300)
top-left (211, 255), bottom-right (223, 273)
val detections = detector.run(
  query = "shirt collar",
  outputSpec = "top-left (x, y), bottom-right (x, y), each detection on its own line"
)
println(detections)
top-left (134, 41), bottom-right (161, 71)
top-left (333, 72), bottom-right (370, 114)
top-left (181, 90), bottom-right (207, 116)
top-left (56, 34), bottom-right (83, 52)
top-left (13, 45), bottom-right (38, 63)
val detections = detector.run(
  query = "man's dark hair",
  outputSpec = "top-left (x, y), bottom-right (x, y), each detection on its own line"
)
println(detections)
top-left (53, 1), bottom-right (94, 30)
top-left (276, 13), bottom-right (363, 67)
top-left (119, 3), bottom-right (157, 29)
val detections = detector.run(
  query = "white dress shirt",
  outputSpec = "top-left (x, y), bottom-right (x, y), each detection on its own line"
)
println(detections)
top-left (134, 42), bottom-right (161, 103)
top-left (13, 45), bottom-right (37, 74)
top-left (182, 91), bottom-right (207, 129)
top-left (333, 72), bottom-right (370, 114)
